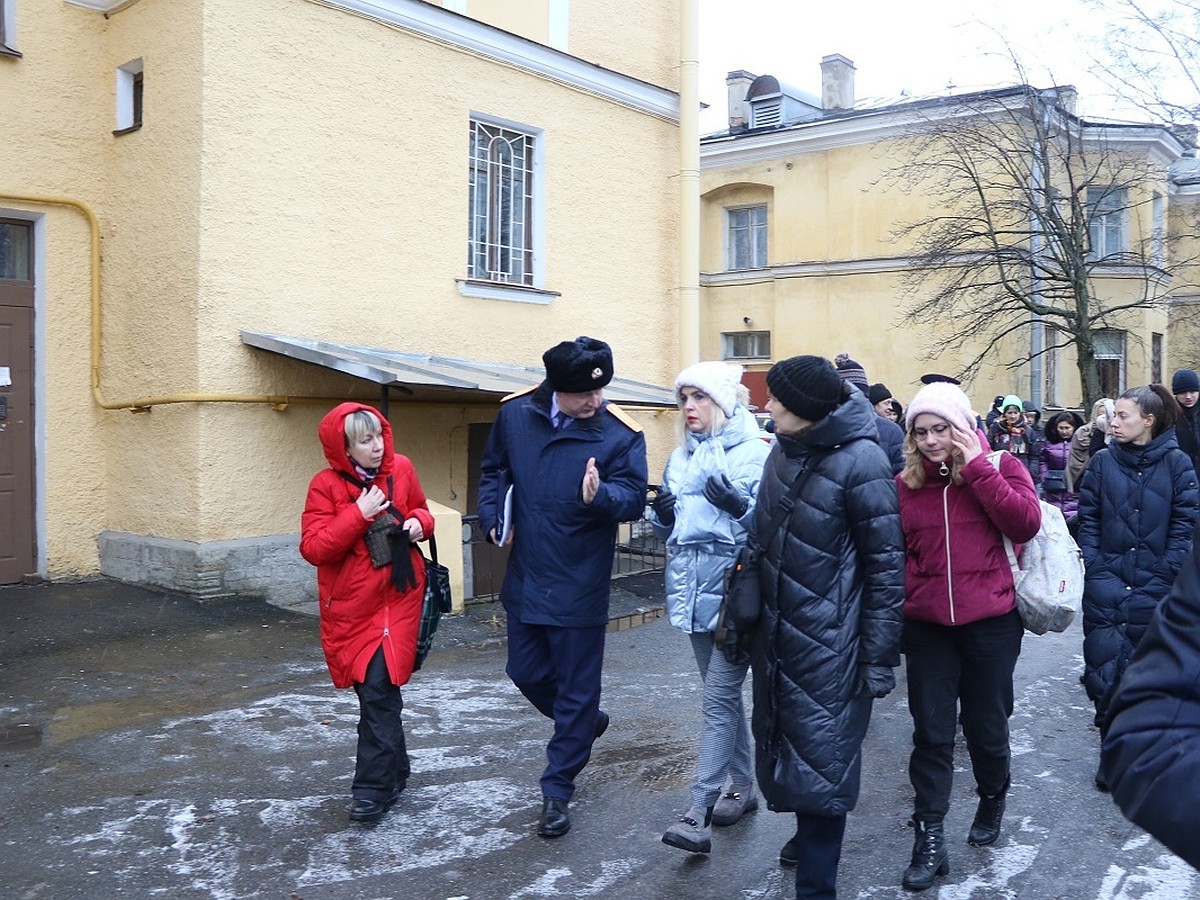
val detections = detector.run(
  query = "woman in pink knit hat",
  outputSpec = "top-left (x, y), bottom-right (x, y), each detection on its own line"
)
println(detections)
top-left (893, 382), bottom-right (1041, 891)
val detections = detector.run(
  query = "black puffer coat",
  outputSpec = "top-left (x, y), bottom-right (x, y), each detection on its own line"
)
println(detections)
top-left (1077, 429), bottom-right (1198, 717)
top-left (750, 388), bottom-right (905, 816)
top-left (1102, 536), bottom-right (1200, 871)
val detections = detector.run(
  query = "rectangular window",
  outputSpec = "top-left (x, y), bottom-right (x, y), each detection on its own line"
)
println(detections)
top-left (1094, 328), bottom-right (1126, 397)
top-left (726, 205), bottom-right (767, 270)
top-left (1, 0), bottom-right (18, 56)
top-left (0, 220), bottom-right (31, 280)
top-left (721, 330), bottom-right (771, 360)
top-left (468, 118), bottom-right (536, 286)
top-left (1152, 332), bottom-right (1163, 385)
top-left (1087, 187), bottom-right (1127, 261)
top-left (115, 59), bottom-right (144, 134)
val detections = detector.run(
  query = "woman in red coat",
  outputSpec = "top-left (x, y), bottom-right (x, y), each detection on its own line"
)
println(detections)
top-left (301, 402), bottom-right (435, 824)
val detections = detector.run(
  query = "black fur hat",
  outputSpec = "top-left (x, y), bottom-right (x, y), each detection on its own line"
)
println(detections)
top-left (542, 336), bottom-right (614, 393)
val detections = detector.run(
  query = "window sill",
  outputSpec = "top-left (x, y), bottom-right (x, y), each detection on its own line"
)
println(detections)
top-left (456, 279), bottom-right (560, 305)
top-left (0, 45), bottom-right (21, 58)
top-left (112, 123), bottom-right (142, 136)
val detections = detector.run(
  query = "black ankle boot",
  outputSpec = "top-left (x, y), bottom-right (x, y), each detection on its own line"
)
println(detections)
top-left (902, 817), bottom-right (949, 892)
top-left (968, 784), bottom-right (1007, 847)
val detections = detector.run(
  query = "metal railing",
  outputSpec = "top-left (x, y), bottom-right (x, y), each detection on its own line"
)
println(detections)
top-left (460, 499), bottom-right (667, 605)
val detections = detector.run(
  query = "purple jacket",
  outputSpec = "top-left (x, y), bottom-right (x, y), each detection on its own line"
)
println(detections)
top-left (1039, 439), bottom-right (1078, 518)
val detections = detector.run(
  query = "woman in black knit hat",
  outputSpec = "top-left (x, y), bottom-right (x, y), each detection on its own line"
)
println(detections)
top-left (750, 355), bottom-right (905, 898)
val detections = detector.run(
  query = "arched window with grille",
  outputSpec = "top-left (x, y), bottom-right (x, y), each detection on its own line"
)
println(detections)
top-left (468, 118), bottom-right (537, 286)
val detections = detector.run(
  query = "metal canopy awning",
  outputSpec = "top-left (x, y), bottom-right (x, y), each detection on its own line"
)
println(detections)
top-left (241, 331), bottom-right (678, 408)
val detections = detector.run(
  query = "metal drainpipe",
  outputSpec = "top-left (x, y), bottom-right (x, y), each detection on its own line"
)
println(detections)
top-left (678, 0), bottom-right (701, 368)
top-left (0, 192), bottom-right (336, 412)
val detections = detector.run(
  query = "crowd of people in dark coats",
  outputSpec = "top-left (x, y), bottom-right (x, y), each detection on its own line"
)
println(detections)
top-left (300, 341), bottom-right (1200, 896)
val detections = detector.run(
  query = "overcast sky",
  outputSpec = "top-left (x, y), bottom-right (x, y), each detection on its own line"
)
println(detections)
top-left (697, 0), bottom-right (1123, 132)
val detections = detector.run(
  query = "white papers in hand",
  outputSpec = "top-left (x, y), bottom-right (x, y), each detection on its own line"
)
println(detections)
top-left (499, 486), bottom-right (514, 546)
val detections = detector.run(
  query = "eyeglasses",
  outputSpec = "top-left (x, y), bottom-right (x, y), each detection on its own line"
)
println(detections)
top-left (912, 423), bottom-right (952, 439)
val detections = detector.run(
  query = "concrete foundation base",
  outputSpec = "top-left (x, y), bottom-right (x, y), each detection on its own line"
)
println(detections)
top-left (98, 531), bottom-right (315, 610)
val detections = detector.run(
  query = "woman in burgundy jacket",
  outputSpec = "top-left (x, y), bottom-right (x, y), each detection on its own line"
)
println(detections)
top-left (301, 402), bottom-right (435, 824)
top-left (894, 383), bottom-right (1041, 892)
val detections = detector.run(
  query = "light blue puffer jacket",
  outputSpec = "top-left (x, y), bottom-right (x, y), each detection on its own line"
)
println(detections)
top-left (651, 406), bottom-right (771, 633)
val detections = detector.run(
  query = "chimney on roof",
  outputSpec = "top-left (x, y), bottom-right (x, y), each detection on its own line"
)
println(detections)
top-left (726, 70), bottom-right (756, 132)
top-left (820, 54), bottom-right (855, 111)
top-left (1055, 86), bottom-right (1078, 115)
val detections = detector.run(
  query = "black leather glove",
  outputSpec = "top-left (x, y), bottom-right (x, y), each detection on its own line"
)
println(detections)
top-left (717, 612), bottom-right (751, 666)
top-left (857, 664), bottom-right (895, 699)
top-left (703, 474), bottom-right (749, 519)
top-left (651, 488), bottom-right (676, 527)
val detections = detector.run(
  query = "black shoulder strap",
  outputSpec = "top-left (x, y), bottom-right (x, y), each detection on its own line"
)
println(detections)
top-left (756, 458), bottom-right (819, 549)
top-left (335, 469), bottom-right (439, 562)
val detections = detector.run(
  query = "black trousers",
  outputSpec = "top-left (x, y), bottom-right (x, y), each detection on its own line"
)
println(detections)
top-left (792, 812), bottom-right (847, 900)
top-left (351, 645), bottom-right (410, 802)
top-left (903, 610), bottom-right (1023, 820)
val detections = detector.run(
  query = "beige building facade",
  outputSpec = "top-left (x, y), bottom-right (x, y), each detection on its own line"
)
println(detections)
top-left (700, 57), bottom-right (1195, 418)
top-left (0, 0), bottom-right (682, 602)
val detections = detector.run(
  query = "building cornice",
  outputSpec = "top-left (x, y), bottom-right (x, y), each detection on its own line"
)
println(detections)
top-left (702, 257), bottom-right (915, 283)
top-left (316, 0), bottom-right (678, 121)
top-left (63, 0), bottom-right (140, 11)
top-left (702, 91), bottom-right (1183, 170)
top-left (64, 0), bottom-right (679, 121)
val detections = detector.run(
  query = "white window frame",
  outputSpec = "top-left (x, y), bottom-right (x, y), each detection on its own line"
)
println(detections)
top-left (726, 204), bottom-right (767, 270)
top-left (115, 58), bottom-right (143, 133)
top-left (1087, 187), bottom-right (1127, 261)
top-left (1, 0), bottom-right (18, 56)
top-left (721, 330), bottom-right (771, 360)
top-left (461, 113), bottom-right (552, 304)
top-left (1093, 328), bottom-right (1126, 397)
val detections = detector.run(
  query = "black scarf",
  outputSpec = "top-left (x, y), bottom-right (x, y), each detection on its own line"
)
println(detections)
top-left (337, 470), bottom-right (418, 592)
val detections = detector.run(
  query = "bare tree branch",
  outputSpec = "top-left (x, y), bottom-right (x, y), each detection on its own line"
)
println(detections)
top-left (880, 80), bottom-right (1200, 406)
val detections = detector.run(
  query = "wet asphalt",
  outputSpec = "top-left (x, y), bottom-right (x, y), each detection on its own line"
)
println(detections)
top-left (1, 576), bottom-right (1197, 900)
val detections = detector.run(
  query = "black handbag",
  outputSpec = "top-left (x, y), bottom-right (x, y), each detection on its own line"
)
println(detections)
top-left (1041, 468), bottom-right (1068, 493)
top-left (415, 534), bottom-right (452, 671)
top-left (723, 452), bottom-right (828, 633)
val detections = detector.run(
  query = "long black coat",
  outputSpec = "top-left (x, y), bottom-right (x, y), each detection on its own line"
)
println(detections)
top-left (1102, 533), bottom-right (1200, 870)
top-left (1077, 429), bottom-right (1198, 715)
top-left (750, 389), bottom-right (905, 816)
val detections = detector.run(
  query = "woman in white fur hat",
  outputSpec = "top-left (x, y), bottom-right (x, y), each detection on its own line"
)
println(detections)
top-left (650, 361), bottom-right (771, 855)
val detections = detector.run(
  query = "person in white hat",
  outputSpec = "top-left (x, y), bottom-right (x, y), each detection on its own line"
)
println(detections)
top-left (894, 381), bottom-right (1041, 890)
top-left (652, 361), bottom-right (771, 854)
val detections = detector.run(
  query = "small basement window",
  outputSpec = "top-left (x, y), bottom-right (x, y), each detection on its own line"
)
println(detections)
top-left (114, 58), bottom-right (144, 134)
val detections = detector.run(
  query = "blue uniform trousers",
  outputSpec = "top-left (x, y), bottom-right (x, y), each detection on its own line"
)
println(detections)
top-left (506, 615), bottom-right (606, 800)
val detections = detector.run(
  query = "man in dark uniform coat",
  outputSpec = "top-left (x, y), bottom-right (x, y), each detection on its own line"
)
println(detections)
top-left (478, 336), bottom-right (649, 837)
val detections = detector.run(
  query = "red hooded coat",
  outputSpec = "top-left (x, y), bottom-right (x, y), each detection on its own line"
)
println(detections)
top-left (300, 402), bottom-right (435, 689)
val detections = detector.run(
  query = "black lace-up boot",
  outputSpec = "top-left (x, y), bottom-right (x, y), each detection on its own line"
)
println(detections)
top-left (902, 816), bottom-right (949, 891)
top-left (968, 778), bottom-right (1009, 847)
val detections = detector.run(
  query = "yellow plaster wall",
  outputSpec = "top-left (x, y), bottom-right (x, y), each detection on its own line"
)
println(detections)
top-left (9, 0), bottom-right (676, 549)
top-left (183, 0), bottom-right (678, 539)
top-left (7, 0), bottom-right (678, 581)
top-left (457, 0), bottom-right (549, 44)
top-left (569, 0), bottom-right (678, 89)
top-left (1, 0), bottom-right (205, 574)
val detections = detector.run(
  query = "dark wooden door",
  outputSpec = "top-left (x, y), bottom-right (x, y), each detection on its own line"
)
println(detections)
top-left (467, 421), bottom-right (509, 597)
top-left (0, 220), bottom-right (36, 584)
